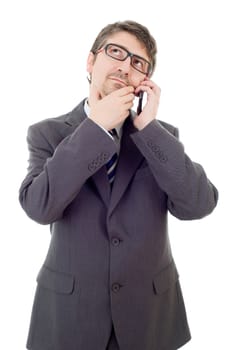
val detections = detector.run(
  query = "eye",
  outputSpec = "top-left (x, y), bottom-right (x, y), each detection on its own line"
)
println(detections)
top-left (132, 57), bottom-right (144, 69)
top-left (107, 45), bottom-right (125, 59)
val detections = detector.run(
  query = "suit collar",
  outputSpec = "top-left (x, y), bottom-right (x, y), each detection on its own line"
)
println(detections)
top-left (63, 99), bottom-right (87, 127)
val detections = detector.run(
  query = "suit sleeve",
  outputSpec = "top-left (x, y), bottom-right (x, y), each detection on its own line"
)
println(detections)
top-left (19, 118), bottom-right (117, 224)
top-left (131, 120), bottom-right (218, 220)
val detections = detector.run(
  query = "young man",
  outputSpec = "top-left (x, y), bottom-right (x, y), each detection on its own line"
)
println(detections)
top-left (19, 20), bottom-right (218, 350)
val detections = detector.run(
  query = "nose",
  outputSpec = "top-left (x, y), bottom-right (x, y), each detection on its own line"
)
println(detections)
top-left (117, 56), bottom-right (131, 73)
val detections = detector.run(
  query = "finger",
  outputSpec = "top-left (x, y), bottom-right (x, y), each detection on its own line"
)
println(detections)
top-left (114, 86), bottom-right (135, 97)
top-left (124, 100), bottom-right (134, 110)
top-left (121, 93), bottom-right (135, 104)
top-left (140, 80), bottom-right (161, 93)
top-left (135, 84), bottom-right (161, 96)
top-left (134, 85), bottom-right (151, 96)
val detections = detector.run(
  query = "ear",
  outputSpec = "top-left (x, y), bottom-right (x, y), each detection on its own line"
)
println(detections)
top-left (86, 52), bottom-right (95, 74)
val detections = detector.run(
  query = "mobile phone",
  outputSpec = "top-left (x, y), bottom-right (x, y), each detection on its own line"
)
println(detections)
top-left (137, 91), bottom-right (144, 115)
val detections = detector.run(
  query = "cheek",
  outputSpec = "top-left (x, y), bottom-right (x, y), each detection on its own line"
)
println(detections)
top-left (128, 75), bottom-right (144, 89)
top-left (92, 61), bottom-right (114, 84)
top-left (94, 58), bottom-right (110, 74)
top-left (91, 66), bottom-right (107, 91)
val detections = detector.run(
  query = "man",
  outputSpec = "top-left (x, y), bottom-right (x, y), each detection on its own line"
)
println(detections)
top-left (19, 20), bottom-right (218, 350)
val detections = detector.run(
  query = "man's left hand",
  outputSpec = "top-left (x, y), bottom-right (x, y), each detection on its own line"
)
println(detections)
top-left (133, 79), bottom-right (161, 130)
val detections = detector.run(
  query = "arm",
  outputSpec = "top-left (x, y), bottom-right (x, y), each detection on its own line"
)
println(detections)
top-left (131, 120), bottom-right (218, 220)
top-left (19, 118), bottom-right (117, 225)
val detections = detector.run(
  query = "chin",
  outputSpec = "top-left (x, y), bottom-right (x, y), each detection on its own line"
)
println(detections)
top-left (103, 83), bottom-right (122, 96)
top-left (113, 82), bottom-right (125, 89)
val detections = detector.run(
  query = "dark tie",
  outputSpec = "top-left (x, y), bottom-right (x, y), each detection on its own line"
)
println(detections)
top-left (106, 129), bottom-right (118, 185)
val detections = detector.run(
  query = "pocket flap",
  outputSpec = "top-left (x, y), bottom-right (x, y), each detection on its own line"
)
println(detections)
top-left (36, 265), bottom-right (75, 294)
top-left (153, 260), bottom-right (179, 294)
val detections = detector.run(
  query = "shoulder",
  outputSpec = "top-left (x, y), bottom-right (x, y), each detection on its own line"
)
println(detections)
top-left (26, 99), bottom-right (87, 147)
top-left (29, 99), bottom-right (87, 133)
top-left (157, 120), bottom-right (179, 138)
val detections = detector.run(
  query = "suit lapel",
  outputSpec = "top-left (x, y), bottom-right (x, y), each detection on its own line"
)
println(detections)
top-left (63, 100), bottom-right (87, 129)
top-left (91, 167), bottom-right (111, 207)
top-left (109, 118), bottom-right (144, 215)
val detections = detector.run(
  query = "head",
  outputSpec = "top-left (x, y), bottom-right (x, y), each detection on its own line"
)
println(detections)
top-left (86, 20), bottom-right (157, 97)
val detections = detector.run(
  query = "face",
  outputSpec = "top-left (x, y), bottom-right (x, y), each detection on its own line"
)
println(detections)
top-left (86, 31), bottom-right (150, 97)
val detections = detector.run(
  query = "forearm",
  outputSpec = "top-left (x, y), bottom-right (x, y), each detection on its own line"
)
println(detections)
top-left (19, 118), bottom-right (116, 224)
top-left (131, 120), bottom-right (218, 219)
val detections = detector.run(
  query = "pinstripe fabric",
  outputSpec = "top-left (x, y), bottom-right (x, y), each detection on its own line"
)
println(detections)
top-left (106, 129), bottom-right (118, 185)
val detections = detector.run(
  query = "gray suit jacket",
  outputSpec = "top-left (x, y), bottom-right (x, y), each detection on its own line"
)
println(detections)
top-left (19, 99), bottom-right (218, 350)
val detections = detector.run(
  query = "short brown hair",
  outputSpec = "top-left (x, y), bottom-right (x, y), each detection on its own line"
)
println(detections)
top-left (90, 20), bottom-right (157, 76)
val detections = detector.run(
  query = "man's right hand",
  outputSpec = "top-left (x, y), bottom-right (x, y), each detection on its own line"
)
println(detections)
top-left (88, 85), bottom-right (135, 131)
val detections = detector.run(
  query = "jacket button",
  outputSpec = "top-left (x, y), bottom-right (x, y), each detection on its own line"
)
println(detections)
top-left (111, 237), bottom-right (120, 246)
top-left (112, 283), bottom-right (121, 293)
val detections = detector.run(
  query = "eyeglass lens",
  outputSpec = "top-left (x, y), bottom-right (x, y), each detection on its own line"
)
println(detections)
top-left (105, 44), bottom-right (150, 74)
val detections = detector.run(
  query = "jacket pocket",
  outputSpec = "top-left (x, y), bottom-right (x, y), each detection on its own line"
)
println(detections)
top-left (153, 260), bottom-right (179, 294)
top-left (36, 265), bottom-right (75, 294)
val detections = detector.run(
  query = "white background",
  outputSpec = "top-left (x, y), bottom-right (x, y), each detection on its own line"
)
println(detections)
top-left (0, 0), bottom-right (232, 349)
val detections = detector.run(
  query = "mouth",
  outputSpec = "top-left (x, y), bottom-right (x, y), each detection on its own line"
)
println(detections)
top-left (109, 77), bottom-right (128, 87)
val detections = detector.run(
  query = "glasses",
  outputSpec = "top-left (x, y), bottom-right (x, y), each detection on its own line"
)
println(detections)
top-left (97, 43), bottom-right (152, 75)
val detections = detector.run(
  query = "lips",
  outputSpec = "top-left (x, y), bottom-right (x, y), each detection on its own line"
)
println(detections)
top-left (109, 77), bottom-right (128, 86)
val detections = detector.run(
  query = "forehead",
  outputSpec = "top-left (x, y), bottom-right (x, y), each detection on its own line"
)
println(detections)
top-left (105, 31), bottom-right (149, 60)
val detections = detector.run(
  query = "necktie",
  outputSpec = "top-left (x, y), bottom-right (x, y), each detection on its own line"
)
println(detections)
top-left (106, 129), bottom-right (118, 185)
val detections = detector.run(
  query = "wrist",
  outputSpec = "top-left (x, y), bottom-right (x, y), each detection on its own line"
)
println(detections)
top-left (133, 116), bottom-right (154, 130)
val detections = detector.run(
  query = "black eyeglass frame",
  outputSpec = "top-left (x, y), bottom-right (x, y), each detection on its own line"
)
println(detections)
top-left (96, 43), bottom-right (152, 76)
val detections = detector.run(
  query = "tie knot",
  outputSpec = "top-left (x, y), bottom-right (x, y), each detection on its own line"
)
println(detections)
top-left (109, 129), bottom-right (117, 137)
